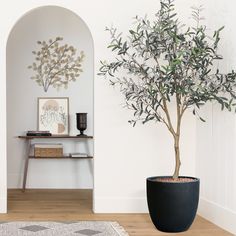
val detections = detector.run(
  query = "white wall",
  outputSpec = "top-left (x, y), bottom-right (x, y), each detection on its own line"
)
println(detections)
top-left (195, 1), bottom-right (236, 234)
top-left (7, 6), bottom-right (94, 189)
top-left (196, 105), bottom-right (236, 235)
top-left (0, 0), bottom-right (206, 214)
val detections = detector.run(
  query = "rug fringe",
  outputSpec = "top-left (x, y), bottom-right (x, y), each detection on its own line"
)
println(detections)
top-left (110, 221), bottom-right (129, 236)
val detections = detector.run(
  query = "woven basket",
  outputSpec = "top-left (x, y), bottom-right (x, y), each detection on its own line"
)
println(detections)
top-left (34, 147), bottom-right (63, 158)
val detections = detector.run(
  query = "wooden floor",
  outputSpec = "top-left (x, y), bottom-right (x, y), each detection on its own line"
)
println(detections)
top-left (0, 189), bottom-right (232, 236)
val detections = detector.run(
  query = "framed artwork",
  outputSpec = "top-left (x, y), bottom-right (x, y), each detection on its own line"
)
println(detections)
top-left (38, 97), bottom-right (69, 135)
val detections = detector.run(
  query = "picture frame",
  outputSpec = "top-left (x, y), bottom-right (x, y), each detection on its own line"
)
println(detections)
top-left (38, 97), bottom-right (69, 135)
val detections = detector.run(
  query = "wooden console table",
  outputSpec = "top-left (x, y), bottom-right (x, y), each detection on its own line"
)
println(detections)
top-left (18, 135), bottom-right (93, 192)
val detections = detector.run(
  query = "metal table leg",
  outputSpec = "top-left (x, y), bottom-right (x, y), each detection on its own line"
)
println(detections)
top-left (22, 140), bottom-right (31, 192)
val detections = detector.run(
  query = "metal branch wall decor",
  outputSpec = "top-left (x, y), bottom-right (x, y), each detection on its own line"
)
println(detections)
top-left (28, 37), bottom-right (85, 92)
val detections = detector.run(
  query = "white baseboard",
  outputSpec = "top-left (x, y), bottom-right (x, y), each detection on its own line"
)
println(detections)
top-left (7, 173), bottom-right (93, 189)
top-left (94, 197), bottom-right (148, 213)
top-left (198, 198), bottom-right (236, 235)
top-left (0, 197), bottom-right (7, 213)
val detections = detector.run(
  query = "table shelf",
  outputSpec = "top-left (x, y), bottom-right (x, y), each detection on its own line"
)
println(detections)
top-left (29, 155), bottom-right (93, 159)
top-left (18, 135), bottom-right (93, 139)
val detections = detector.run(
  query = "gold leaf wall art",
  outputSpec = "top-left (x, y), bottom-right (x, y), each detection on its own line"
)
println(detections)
top-left (28, 37), bottom-right (85, 92)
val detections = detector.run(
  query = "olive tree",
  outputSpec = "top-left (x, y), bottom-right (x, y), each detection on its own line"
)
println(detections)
top-left (99, 0), bottom-right (236, 179)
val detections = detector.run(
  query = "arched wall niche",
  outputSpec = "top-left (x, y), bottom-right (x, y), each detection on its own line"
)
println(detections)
top-left (6, 5), bottom-right (94, 197)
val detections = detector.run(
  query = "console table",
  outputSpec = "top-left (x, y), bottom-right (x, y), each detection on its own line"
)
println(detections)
top-left (18, 135), bottom-right (93, 192)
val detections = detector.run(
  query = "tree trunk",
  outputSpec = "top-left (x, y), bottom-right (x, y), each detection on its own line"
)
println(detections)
top-left (173, 135), bottom-right (181, 180)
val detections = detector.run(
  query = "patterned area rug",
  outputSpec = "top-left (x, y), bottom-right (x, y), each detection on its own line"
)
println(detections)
top-left (0, 221), bottom-right (129, 236)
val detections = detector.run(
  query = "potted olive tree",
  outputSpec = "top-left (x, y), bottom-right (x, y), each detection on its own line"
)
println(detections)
top-left (99, 0), bottom-right (236, 232)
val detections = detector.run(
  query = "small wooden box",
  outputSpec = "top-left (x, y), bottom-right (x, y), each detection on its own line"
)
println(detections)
top-left (34, 144), bottom-right (63, 158)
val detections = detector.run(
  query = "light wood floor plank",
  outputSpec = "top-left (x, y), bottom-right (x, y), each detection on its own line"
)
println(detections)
top-left (0, 189), bottom-right (232, 236)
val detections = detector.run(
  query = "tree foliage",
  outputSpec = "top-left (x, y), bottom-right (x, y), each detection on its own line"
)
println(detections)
top-left (99, 0), bottom-right (236, 179)
top-left (28, 37), bottom-right (85, 92)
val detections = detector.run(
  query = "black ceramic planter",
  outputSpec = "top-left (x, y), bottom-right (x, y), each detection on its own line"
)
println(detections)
top-left (146, 176), bottom-right (200, 233)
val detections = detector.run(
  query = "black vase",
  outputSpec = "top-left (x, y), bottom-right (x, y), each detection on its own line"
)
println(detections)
top-left (146, 176), bottom-right (200, 233)
top-left (76, 113), bottom-right (87, 136)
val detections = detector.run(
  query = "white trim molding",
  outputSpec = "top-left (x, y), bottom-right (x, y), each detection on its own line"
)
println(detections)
top-left (94, 197), bottom-right (148, 213)
top-left (198, 198), bottom-right (236, 235)
top-left (0, 198), bottom-right (7, 214)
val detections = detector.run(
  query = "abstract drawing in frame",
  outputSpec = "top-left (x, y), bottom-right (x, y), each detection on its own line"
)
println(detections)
top-left (38, 97), bottom-right (69, 135)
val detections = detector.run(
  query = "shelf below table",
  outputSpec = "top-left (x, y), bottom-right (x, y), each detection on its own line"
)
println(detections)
top-left (29, 155), bottom-right (93, 159)
top-left (18, 135), bottom-right (93, 139)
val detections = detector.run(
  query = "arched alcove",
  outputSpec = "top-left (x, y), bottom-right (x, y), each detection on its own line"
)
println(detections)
top-left (6, 5), bottom-right (94, 210)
